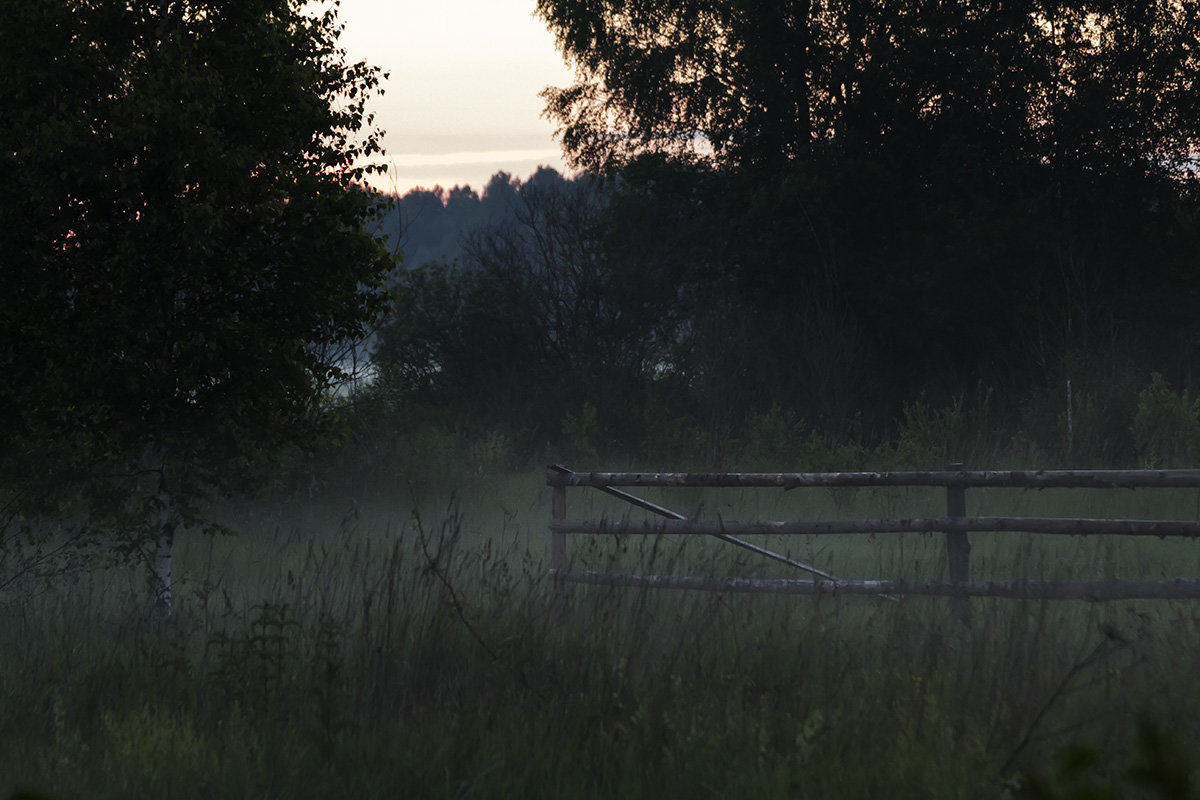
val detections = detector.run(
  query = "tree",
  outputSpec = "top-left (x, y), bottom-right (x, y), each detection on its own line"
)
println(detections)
top-left (0, 0), bottom-right (394, 611)
top-left (536, 0), bottom-right (1200, 431)
top-left (537, 0), bottom-right (1200, 180)
top-left (374, 169), bottom-right (673, 444)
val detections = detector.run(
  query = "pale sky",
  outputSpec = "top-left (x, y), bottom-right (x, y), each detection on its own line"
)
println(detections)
top-left (334, 0), bottom-right (577, 195)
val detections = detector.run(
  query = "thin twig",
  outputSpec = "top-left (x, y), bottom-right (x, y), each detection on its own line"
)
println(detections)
top-left (999, 633), bottom-right (1127, 775)
top-left (411, 503), bottom-right (547, 701)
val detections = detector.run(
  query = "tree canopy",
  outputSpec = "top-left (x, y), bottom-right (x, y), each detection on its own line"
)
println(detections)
top-left (0, 0), bottom-right (393, 578)
top-left (538, 0), bottom-right (1200, 180)
top-left (525, 0), bottom-right (1200, 435)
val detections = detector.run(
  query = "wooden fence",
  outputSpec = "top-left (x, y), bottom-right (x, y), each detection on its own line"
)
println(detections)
top-left (546, 465), bottom-right (1200, 603)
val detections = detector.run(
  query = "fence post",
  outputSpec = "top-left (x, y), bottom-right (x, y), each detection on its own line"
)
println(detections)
top-left (551, 482), bottom-right (567, 610)
top-left (945, 462), bottom-right (971, 624)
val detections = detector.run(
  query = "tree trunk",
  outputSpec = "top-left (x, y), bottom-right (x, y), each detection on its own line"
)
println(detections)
top-left (152, 466), bottom-right (175, 618)
top-left (153, 520), bottom-right (174, 617)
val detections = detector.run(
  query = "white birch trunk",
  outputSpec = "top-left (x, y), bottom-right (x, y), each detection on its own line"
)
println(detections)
top-left (153, 522), bottom-right (174, 617)
top-left (151, 465), bottom-right (175, 619)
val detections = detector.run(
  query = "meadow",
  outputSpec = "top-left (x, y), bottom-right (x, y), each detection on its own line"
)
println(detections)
top-left (3, 454), bottom-right (1200, 800)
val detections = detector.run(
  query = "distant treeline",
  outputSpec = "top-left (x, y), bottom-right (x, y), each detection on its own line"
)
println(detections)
top-left (372, 167), bottom-right (578, 267)
top-left (360, 155), bottom-right (1200, 471)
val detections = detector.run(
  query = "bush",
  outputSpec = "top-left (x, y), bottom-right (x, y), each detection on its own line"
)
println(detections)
top-left (742, 404), bottom-right (809, 469)
top-left (560, 402), bottom-right (601, 466)
top-left (1131, 373), bottom-right (1200, 468)
top-left (891, 389), bottom-right (995, 469)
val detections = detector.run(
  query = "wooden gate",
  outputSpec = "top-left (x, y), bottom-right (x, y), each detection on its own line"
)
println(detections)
top-left (547, 465), bottom-right (1200, 602)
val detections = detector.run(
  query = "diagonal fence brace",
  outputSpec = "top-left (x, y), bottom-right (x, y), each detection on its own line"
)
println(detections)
top-left (549, 465), bottom-right (899, 601)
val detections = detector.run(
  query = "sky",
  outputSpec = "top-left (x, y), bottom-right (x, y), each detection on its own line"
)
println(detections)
top-left (334, 0), bottom-right (577, 196)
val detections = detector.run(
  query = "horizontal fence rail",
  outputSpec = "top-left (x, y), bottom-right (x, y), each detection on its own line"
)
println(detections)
top-left (558, 571), bottom-right (1200, 601)
top-left (551, 517), bottom-right (1200, 538)
top-left (546, 466), bottom-right (1200, 607)
top-left (547, 469), bottom-right (1200, 489)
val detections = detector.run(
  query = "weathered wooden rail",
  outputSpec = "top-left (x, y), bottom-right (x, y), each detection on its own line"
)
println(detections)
top-left (546, 466), bottom-right (1200, 603)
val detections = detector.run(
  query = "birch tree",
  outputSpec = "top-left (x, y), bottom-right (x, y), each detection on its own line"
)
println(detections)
top-left (0, 0), bottom-right (394, 613)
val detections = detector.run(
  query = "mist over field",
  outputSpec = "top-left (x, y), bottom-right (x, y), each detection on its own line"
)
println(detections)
top-left (9, 449), bottom-right (1200, 797)
top-left (8, 0), bottom-right (1200, 796)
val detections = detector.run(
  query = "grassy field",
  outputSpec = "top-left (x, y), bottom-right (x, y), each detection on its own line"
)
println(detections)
top-left (3, 468), bottom-right (1200, 798)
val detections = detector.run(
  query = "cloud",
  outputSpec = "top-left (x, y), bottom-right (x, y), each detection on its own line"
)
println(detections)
top-left (387, 149), bottom-right (563, 169)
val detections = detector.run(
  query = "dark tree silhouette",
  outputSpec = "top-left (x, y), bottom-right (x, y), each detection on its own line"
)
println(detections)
top-left (538, 0), bottom-right (1200, 181)
top-left (0, 0), bottom-right (393, 609)
top-left (534, 0), bottom-right (1200, 431)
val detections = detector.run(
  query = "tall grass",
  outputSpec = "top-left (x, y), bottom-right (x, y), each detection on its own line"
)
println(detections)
top-left (4, 466), bottom-right (1200, 799)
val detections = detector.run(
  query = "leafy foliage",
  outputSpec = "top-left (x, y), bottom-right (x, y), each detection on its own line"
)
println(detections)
top-left (0, 0), bottom-right (393, 558)
top-left (538, 0), bottom-right (1200, 181)
top-left (523, 0), bottom-right (1200, 440)
top-left (1132, 373), bottom-right (1200, 468)
top-left (1020, 721), bottom-right (1197, 800)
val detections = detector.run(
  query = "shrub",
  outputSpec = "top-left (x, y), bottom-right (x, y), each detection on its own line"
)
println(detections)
top-left (891, 388), bottom-right (995, 469)
top-left (560, 402), bottom-right (602, 466)
top-left (1131, 373), bottom-right (1200, 468)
